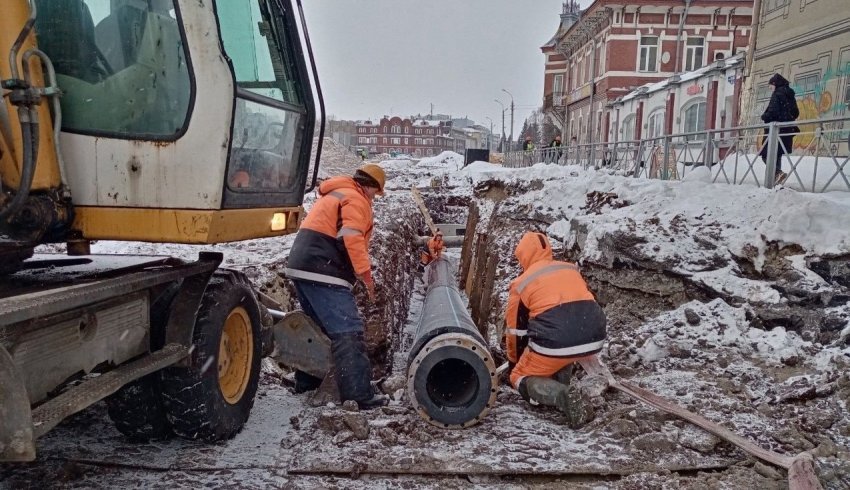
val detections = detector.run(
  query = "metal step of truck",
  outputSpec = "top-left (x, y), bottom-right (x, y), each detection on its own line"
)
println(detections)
top-left (31, 343), bottom-right (188, 438)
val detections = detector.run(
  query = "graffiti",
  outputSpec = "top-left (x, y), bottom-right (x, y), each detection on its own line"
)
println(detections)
top-left (795, 91), bottom-right (833, 149)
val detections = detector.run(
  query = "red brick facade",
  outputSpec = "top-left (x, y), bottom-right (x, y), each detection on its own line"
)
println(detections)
top-left (354, 117), bottom-right (461, 157)
top-left (542, 0), bottom-right (754, 143)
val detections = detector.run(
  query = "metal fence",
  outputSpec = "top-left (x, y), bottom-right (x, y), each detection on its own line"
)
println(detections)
top-left (503, 116), bottom-right (850, 193)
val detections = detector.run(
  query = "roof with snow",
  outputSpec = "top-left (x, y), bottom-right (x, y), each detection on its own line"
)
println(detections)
top-left (617, 53), bottom-right (745, 103)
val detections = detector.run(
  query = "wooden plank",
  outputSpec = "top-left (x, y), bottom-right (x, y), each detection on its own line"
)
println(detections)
top-left (411, 187), bottom-right (438, 236)
top-left (476, 252), bottom-right (500, 339)
top-left (467, 234), bottom-right (488, 323)
top-left (458, 202), bottom-right (479, 289)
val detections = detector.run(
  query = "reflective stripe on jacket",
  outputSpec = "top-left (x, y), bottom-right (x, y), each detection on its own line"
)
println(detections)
top-left (504, 232), bottom-right (606, 362)
top-left (286, 177), bottom-right (374, 286)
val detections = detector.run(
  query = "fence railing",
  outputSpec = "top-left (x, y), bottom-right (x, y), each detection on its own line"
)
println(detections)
top-left (503, 116), bottom-right (850, 193)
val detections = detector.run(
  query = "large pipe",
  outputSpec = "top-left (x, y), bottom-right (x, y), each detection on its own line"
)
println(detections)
top-left (406, 257), bottom-right (497, 428)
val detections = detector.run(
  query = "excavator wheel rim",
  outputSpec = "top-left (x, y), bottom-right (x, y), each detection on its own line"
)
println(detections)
top-left (218, 306), bottom-right (253, 404)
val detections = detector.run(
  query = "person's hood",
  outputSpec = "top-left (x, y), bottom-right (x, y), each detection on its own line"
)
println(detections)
top-left (769, 73), bottom-right (790, 87)
top-left (515, 232), bottom-right (553, 270)
top-left (318, 176), bottom-right (365, 197)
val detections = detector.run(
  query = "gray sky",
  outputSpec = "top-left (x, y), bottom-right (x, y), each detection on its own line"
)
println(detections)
top-left (302, 0), bottom-right (589, 137)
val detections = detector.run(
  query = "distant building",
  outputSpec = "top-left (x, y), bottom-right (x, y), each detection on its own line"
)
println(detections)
top-left (326, 119), bottom-right (357, 148)
top-left (542, 0), bottom-right (753, 144)
top-left (354, 116), bottom-right (456, 157)
top-left (743, 0), bottom-right (850, 150)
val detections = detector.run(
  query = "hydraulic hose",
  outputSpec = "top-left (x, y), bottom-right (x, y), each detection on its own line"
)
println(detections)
top-left (0, 113), bottom-right (38, 221)
top-left (8, 0), bottom-right (37, 82)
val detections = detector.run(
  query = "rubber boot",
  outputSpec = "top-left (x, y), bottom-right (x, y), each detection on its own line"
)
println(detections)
top-left (329, 332), bottom-right (387, 410)
top-left (520, 376), bottom-right (594, 429)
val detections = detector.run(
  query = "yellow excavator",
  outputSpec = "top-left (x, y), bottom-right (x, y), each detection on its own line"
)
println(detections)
top-left (1, 0), bottom-right (325, 461)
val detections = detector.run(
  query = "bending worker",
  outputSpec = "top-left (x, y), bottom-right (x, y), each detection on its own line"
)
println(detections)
top-left (419, 230), bottom-right (445, 266)
top-left (285, 164), bottom-right (388, 409)
top-left (504, 231), bottom-right (607, 428)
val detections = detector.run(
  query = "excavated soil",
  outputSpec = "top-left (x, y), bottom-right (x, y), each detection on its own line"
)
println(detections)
top-left (3, 155), bottom-right (849, 489)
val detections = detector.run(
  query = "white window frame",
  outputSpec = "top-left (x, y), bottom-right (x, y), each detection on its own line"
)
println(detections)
top-left (680, 99), bottom-right (707, 141)
top-left (621, 114), bottom-right (636, 141)
top-left (553, 74), bottom-right (564, 94)
top-left (639, 36), bottom-right (659, 73)
top-left (646, 109), bottom-right (665, 139)
top-left (391, 137), bottom-right (401, 144)
top-left (684, 37), bottom-right (705, 72)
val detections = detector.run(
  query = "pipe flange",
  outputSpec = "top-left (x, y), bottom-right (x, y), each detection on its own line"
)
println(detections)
top-left (407, 332), bottom-right (498, 429)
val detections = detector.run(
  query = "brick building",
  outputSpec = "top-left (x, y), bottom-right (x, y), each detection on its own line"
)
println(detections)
top-left (542, 0), bottom-right (753, 144)
top-left (354, 116), bottom-right (458, 157)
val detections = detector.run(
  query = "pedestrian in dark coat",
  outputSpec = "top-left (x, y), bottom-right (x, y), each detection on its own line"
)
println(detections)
top-left (759, 73), bottom-right (800, 184)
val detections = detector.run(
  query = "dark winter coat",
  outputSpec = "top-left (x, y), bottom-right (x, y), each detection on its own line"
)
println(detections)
top-left (547, 139), bottom-right (562, 148)
top-left (761, 74), bottom-right (800, 128)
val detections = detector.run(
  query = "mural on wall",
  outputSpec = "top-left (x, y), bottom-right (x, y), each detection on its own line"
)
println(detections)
top-left (787, 62), bottom-right (850, 151)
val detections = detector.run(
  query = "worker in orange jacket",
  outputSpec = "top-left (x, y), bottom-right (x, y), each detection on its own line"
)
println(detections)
top-left (285, 164), bottom-right (388, 409)
top-left (504, 231), bottom-right (607, 427)
top-left (419, 230), bottom-right (445, 266)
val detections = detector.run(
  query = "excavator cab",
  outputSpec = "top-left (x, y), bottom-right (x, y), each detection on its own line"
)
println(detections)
top-left (1, 0), bottom-right (316, 257)
top-left (0, 0), bottom-right (321, 461)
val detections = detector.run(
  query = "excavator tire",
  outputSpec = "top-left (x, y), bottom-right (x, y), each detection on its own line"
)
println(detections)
top-left (161, 271), bottom-right (262, 441)
top-left (105, 283), bottom-right (180, 441)
top-left (106, 374), bottom-right (172, 441)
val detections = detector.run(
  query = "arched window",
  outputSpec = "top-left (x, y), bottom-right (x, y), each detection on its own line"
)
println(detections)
top-left (621, 114), bottom-right (636, 141)
top-left (681, 99), bottom-right (707, 141)
top-left (646, 108), bottom-right (665, 139)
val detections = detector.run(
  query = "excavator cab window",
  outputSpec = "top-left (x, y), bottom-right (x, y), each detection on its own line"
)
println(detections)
top-left (215, 0), bottom-right (314, 208)
top-left (33, 0), bottom-right (193, 139)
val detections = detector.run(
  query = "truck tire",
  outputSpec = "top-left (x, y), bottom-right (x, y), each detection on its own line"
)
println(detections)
top-left (106, 374), bottom-right (172, 441)
top-left (161, 271), bottom-right (262, 441)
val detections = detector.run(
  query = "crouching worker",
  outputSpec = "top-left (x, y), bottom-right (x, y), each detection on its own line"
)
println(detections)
top-left (285, 164), bottom-right (389, 410)
top-left (419, 231), bottom-right (445, 266)
top-left (504, 232), bottom-right (607, 428)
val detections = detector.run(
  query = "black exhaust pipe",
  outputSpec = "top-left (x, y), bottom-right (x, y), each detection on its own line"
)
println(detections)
top-left (407, 257), bottom-right (497, 428)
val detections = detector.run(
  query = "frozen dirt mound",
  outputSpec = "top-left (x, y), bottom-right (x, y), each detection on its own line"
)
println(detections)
top-left (457, 162), bottom-right (850, 488)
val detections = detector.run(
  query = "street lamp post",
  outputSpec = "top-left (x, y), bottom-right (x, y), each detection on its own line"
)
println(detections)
top-left (502, 89), bottom-right (515, 152)
top-left (494, 99), bottom-right (506, 152)
top-left (485, 116), bottom-right (493, 150)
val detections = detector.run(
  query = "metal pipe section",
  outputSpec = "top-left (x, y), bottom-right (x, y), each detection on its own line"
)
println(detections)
top-left (407, 257), bottom-right (497, 428)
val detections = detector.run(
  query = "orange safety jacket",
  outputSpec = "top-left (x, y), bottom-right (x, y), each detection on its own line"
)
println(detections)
top-left (285, 177), bottom-right (374, 288)
top-left (505, 232), bottom-right (606, 363)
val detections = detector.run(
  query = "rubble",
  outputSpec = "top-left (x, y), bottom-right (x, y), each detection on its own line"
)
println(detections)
top-left (8, 157), bottom-right (850, 488)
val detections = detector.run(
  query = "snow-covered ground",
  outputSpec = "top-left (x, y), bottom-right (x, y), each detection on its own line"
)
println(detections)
top-left (7, 152), bottom-right (850, 488)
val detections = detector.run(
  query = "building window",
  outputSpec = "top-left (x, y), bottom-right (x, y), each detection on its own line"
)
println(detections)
top-left (764, 0), bottom-right (789, 13)
top-left (359, 136), bottom-right (365, 144)
top-left (844, 63), bottom-right (850, 108)
top-left (404, 137), bottom-right (409, 144)
top-left (391, 137), bottom-right (401, 144)
top-left (391, 125), bottom-right (401, 133)
top-left (639, 36), bottom-right (659, 72)
top-left (647, 109), bottom-right (665, 139)
top-left (681, 100), bottom-right (707, 140)
top-left (415, 137), bottom-right (423, 145)
top-left (621, 114), bottom-right (636, 141)
top-left (553, 74), bottom-right (564, 94)
top-left (383, 137), bottom-right (387, 144)
top-left (684, 37), bottom-right (705, 71)
top-left (794, 72), bottom-right (819, 96)
top-left (415, 128), bottom-right (422, 135)
top-left (404, 127), bottom-right (409, 134)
